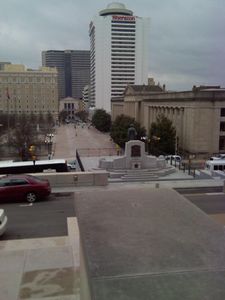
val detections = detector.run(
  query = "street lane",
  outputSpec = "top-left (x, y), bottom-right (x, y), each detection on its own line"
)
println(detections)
top-left (0, 193), bottom-right (75, 240)
top-left (184, 193), bottom-right (225, 214)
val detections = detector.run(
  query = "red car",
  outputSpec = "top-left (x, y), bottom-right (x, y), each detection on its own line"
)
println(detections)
top-left (0, 174), bottom-right (51, 203)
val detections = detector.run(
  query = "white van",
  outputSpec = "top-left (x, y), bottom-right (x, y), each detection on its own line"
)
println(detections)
top-left (67, 160), bottom-right (77, 171)
top-left (206, 159), bottom-right (225, 172)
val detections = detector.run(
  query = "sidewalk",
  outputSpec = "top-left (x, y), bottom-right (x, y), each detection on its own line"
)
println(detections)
top-left (0, 218), bottom-right (80, 300)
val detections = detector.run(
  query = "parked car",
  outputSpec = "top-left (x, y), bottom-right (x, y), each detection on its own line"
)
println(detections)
top-left (0, 174), bottom-right (51, 203)
top-left (0, 209), bottom-right (7, 236)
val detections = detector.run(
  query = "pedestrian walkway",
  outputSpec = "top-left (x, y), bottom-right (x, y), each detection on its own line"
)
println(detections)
top-left (0, 218), bottom-right (80, 300)
top-left (54, 124), bottom-right (116, 160)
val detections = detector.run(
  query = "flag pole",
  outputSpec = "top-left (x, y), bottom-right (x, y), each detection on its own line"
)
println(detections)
top-left (6, 87), bottom-right (10, 144)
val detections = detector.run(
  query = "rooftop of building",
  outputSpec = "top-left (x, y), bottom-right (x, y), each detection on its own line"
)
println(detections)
top-left (99, 2), bottom-right (133, 16)
top-left (126, 84), bottom-right (165, 93)
top-left (112, 84), bottom-right (225, 103)
top-left (0, 64), bottom-right (57, 73)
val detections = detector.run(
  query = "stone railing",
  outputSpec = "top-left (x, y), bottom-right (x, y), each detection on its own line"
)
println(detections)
top-left (35, 170), bottom-right (109, 187)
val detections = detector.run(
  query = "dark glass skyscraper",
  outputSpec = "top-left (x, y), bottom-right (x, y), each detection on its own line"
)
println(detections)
top-left (42, 50), bottom-right (90, 100)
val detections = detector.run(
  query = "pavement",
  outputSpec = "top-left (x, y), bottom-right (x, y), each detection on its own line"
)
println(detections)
top-left (0, 218), bottom-right (80, 300)
top-left (1, 124), bottom-right (225, 299)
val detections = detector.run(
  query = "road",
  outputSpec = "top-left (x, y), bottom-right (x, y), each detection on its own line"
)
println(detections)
top-left (2, 190), bottom-right (225, 241)
top-left (185, 193), bottom-right (225, 214)
top-left (183, 192), bottom-right (225, 226)
top-left (0, 192), bottom-right (75, 240)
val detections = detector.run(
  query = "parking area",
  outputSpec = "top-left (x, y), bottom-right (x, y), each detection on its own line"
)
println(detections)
top-left (0, 193), bottom-right (75, 240)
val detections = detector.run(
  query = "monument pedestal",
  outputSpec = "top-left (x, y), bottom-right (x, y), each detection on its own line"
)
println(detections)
top-left (99, 140), bottom-right (166, 170)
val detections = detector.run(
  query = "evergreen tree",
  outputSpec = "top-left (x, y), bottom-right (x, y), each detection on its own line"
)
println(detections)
top-left (110, 114), bottom-right (146, 148)
top-left (149, 114), bottom-right (176, 155)
top-left (92, 109), bottom-right (111, 132)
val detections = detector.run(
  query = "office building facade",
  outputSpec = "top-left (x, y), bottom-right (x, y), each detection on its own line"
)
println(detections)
top-left (0, 64), bottom-right (58, 118)
top-left (42, 50), bottom-right (90, 100)
top-left (89, 2), bottom-right (149, 112)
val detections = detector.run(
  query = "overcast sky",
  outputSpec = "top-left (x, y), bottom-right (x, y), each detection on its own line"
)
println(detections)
top-left (0, 0), bottom-right (224, 90)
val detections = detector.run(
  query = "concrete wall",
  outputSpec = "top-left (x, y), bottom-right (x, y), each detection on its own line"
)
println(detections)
top-left (33, 171), bottom-right (109, 187)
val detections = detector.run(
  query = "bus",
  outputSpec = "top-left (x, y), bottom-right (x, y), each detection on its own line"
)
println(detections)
top-left (205, 159), bottom-right (225, 173)
top-left (0, 159), bottom-right (68, 175)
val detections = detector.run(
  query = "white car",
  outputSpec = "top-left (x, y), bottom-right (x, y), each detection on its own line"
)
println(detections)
top-left (67, 160), bottom-right (77, 171)
top-left (0, 209), bottom-right (7, 236)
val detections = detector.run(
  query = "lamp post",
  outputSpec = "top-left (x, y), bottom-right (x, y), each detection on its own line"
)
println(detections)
top-left (140, 136), bottom-right (148, 153)
top-left (45, 133), bottom-right (53, 159)
top-left (150, 135), bottom-right (161, 155)
top-left (0, 124), bottom-right (3, 144)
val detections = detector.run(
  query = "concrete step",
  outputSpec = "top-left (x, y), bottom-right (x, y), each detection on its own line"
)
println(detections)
top-left (122, 173), bottom-right (158, 178)
top-left (109, 167), bottom-right (176, 180)
top-left (122, 176), bottom-right (158, 182)
top-left (126, 168), bottom-right (160, 174)
top-left (110, 172), bottom-right (127, 178)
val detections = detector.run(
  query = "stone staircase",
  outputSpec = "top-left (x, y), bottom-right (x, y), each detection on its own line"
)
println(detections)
top-left (108, 166), bottom-right (175, 182)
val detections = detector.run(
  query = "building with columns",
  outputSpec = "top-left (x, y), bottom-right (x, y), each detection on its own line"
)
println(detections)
top-left (111, 85), bottom-right (225, 157)
top-left (59, 97), bottom-right (81, 120)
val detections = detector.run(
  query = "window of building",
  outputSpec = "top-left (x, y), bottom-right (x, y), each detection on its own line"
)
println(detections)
top-left (220, 122), bottom-right (225, 131)
top-left (219, 136), bottom-right (225, 151)
top-left (221, 108), bottom-right (225, 117)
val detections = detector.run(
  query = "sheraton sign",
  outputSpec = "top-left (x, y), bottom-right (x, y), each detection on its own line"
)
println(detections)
top-left (112, 15), bottom-right (135, 21)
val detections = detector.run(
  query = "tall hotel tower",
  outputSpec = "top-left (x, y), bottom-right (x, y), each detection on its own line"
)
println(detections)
top-left (89, 3), bottom-right (149, 112)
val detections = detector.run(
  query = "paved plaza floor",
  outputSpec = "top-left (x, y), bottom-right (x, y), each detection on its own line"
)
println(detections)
top-left (53, 123), bottom-right (116, 160)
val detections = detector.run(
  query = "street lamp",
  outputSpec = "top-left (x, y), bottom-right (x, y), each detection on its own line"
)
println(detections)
top-left (45, 133), bottom-right (54, 159)
top-left (149, 135), bottom-right (160, 155)
top-left (140, 136), bottom-right (148, 153)
top-left (0, 124), bottom-right (3, 143)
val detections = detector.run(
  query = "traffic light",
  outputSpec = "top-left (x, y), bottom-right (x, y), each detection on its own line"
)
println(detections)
top-left (29, 145), bottom-right (35, 154)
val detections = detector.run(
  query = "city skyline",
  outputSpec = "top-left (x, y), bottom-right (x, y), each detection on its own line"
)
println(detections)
top-left (0, 0), bottom-right (224, 90)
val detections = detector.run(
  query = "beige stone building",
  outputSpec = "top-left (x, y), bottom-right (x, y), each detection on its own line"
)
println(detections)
top-left (0, 64), bottom-right (58, 118)
top-left (59, 97), bottom-right (82, 120)
top-left (112, 85), bottom-right (225, 157)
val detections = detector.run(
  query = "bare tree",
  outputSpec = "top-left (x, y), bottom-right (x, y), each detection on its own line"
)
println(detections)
top-left (10, 114), bottom-right (40, 160)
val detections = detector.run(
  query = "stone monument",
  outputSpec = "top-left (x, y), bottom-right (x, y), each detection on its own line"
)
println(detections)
top-left (99, 139), bottom-right (166, 170)
top-left (99, 125), bottom-right (176, 180)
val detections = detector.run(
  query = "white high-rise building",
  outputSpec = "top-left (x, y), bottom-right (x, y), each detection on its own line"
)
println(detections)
top-left (89, 3), bottom-right (149, 112)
